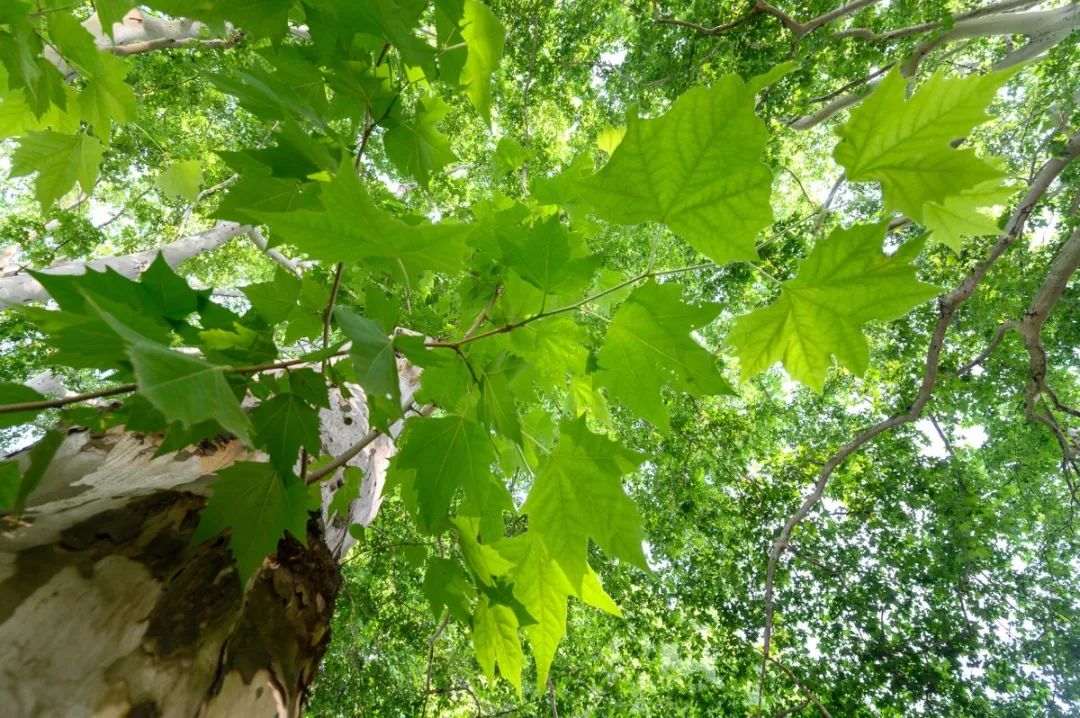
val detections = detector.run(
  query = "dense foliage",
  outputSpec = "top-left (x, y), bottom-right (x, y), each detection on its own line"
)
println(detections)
top-left (1, 0), bottom-right (1079, 715)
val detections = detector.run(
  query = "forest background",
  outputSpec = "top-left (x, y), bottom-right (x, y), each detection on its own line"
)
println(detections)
top-left (0, 1), bottom-right (1078, 717)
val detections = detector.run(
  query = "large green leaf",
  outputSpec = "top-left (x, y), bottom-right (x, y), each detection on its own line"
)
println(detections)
top-left (472, 596), bottom-right (523, 694)
top-left (833, 67), bottom-right (1016, 234)
top-left (581, 73), bottom-right (774, 265)
top-left (521, 417), bottom-right (645, 589)
top-left (596, 281), bottom-right (732, 431)
top-left (193, 462), bottom-right (309, 581)
top-left (252, 163), bottom-right (470, 277)
top-left (9, 130), bottom-right (103, 209)
top-left (459, 0), bottom-right (504, 125)
top-left (390, 414), bottom-right (512, 535)
top-left (727, 222), bottom-right (939, 392)
top-left (85, 296), bottom-right (253, 443)
top-left (250, 392), bottom-right (321, 475)
top-left (334, 307), bottom-right (402, 431)
top-left (494, 532), bottom-right (620, 690)
top-left (384, 94), bottom-right (457, 189)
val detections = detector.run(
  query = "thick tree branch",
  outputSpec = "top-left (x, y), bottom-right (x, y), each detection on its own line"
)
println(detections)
top-left (758, 130), bottom-right (1080, 699)
top-left (835, 0), bottom-right (1042, 42)
top-left (0, 222), bottom-right (252, 306)
top-left (789, 3), bottom-right (1080, 129)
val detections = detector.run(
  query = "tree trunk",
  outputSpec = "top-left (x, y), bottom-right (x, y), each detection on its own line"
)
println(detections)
top-left (0, 429), bottom-right (338, 718)
top-left (0, 363), bottom-right (419, 717)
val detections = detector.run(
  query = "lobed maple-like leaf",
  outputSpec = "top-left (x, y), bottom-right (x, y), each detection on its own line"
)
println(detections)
top-left (193, 462), bottom-right (309, 581)
top-left (521, 417), bottom-right (645, 590)
top-left (581, 72), bottom-right (776, 265)
top-left (596, 281), bottom-right (733, 431)
top-left (728, 222), bottom-right (939, 392)
top-left (834, 67), bottom-right (1017, 250)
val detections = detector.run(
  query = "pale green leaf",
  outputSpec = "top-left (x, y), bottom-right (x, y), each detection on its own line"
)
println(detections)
top-left (833, 67), bottom-right (1017, 224)
top-left (727, 222), bottom-right (939, 392)
top-left (9, 130), bottom-right (103, 209)
top-left (521, 417), bottom-right (645, 588)
top-left (155, 160), bottom-right (204, 202)
top-left (459, 0), bottom-right (504, 124)
top-left (582, 73), bottom-right (774, 265)
top-left (596, 281), bottom-right (732, 431)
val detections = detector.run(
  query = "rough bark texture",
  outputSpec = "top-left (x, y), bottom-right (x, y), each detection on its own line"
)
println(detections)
top-left (0, 429), bottom-right (340, 718)
top-left (0, 359), bottom-right (421, 717)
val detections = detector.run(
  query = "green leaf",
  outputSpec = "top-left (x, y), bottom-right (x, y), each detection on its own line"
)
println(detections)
top-left (139, 253), bottom-right (201, 320)
top-left (9, 130), bottom-right (103, 209)
top-left (459, 0), bottom-right (504, 125)
top-left (155, 160), bottom-right (204, 202)
top-left (243, 268), bottom-right (302, 325)
top-left (384, 94), bottom-right (457, 189)
top-left (499, 217), bottom-right (598, 298)
top-left (728, 222), bottom-right (940, 392)
top-left (424, 556), bottom-right (477, 623)
top-left (93, 1), bottom-right (131, 40)
top-left (11, 430), bottom-right (64, 515)
top-left (833, 67), bottom-right (1017, 226)
top-left (252, 162), bottom-right (469, 276)
top-left (86, 295), bottom-right (253, 443)
top-left (329, 466), bottom-right (363, 521)
top-left (193, 462), bottom-right (309, 581)
top-left (288, 367), bottom-right (331, 409)
top-left (129, 343), bottom-right (252, 444)
top-left (0, 382), bottom-right (46, 430)
top-left (334, 307), bottom-right (402, 431)
top-left (521, 417), bottom-right (645, 589)
top-left (595, 125), bottom-right (625, 155)
top-left (495, 532), bottom-right (573, 690)
top-left (78, 53), bottom-right (136, 141)
top-left (251, 392), bottom-right (321, 475)
top-left (581, 73), bottom-right (774, 265)
top-left (390, 414), bottom-right (512, 535)
top-left (922, 178), bottom-right (1014, 252)
top-left (596, 281), bottom-right (732, 431)
top-left (493, 136), bottom-right (527, 178)
top-left (472, 596), bottom-right (523, 694)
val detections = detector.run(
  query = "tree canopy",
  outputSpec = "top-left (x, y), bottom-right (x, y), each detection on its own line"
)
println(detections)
top-left (1, 0), bottom-right (1080, 716)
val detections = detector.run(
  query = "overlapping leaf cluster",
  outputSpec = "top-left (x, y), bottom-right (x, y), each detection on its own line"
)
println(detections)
top-left (0, 0), bottom-right (1019, 696)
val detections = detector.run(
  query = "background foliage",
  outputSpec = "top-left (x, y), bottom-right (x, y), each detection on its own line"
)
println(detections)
top-left (1, 0), bottom-right (1079, 716)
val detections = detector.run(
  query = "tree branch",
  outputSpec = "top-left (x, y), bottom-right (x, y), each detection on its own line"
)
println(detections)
top-left (758, 129), bottom-right (1080, 701)
top-left (0, 222), bottom-right (252, 307)
top-left (788, 3), bottom-right (1080, 129)
top-left (654, 0), bottom-right (883, 38)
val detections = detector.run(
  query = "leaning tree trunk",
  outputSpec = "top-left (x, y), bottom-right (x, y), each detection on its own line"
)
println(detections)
top-left (0, 362), bottom-right (419, 718)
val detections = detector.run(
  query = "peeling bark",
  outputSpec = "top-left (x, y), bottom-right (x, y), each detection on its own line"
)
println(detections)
top-left (0, 353), bottom-right (422, 716)
top-left (0, 429), bottom-right (339, 718)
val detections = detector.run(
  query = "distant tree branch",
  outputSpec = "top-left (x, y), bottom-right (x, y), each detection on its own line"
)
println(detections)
top-left (789, 3), bottom-right (1080, 129)
top-left (653, 0), bottom-right (883, 38)
top-left (758, 129), bottom-right (1080, 702)
top-left (0, 222), bottom-right (253, 306)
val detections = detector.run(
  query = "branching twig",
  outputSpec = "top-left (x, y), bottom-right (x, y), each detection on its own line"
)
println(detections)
top-left (757, 130), bottom-right (1080, 705)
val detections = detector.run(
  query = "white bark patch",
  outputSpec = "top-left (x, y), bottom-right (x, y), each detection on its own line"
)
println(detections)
top-left (0, 556), bottom-right (161, 718)
top-left (202, 670), bottom-right (289, 718)
top-left (6, 430), bottom-right (245, 551)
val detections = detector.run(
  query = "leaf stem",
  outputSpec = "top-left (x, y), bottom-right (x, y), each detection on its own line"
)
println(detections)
top-left (425, 261), bottom-right (719, 350)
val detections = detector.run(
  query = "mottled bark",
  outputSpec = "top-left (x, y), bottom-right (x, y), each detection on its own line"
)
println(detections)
top-left (0, 429), bottom-right (339, 718)
top-left (0, 362), bottom-right (420, 717)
